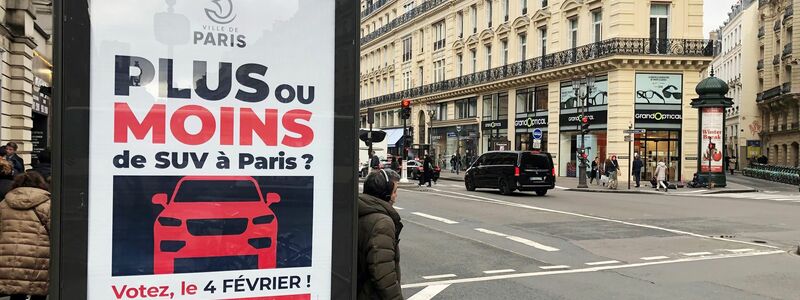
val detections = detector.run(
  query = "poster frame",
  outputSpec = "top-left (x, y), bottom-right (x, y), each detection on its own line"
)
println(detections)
top-left (52, 0), bottom-right (360, 298)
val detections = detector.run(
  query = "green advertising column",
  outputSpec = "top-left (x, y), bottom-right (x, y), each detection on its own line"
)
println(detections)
top-left (691, 70), bottom-right (733, 187)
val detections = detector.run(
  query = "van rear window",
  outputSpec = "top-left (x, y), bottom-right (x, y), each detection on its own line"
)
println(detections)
top-left (521, 153), bottom-right (552, 169)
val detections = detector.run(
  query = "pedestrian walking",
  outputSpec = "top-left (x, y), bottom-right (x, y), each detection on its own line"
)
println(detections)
top-left (369, 151), bottom-right (380, 171)
top-left (357, 169), bottom-right (403, 300)
top-left (450, 154), bottom-right (457, 173)
top-left (5, 142), bottom-right (24, 176)
top-left (0, 171), bottom-right (51, 300)
top-left (422, 155), bottom-right (434, 187)
top-left (728, 156), bottom-right (736, 175)
top-left (590, 157), bottom-right (599, 184)
top-left (632, 154), bottom-right (644, 188)
top-left (655, 160), bottom-right (668, 192)
top-left (605, 156), bottom-right (619, 189)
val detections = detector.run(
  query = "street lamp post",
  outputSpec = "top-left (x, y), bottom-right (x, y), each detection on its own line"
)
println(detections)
top-left (572, 74), bottom-right (595, 189)
top-left (428, 106), bottom-right (437, 158)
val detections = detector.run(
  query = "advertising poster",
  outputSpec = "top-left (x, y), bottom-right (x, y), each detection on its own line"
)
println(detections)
top-left (88, 0), bottom-right (334, 299)
top-left (635, 74), bottom-right (683, 105)
top-left (701, 107), bottom-right (724, 173)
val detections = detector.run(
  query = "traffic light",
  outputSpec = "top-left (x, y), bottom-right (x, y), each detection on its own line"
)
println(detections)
top-left (400, 99), bottom-right (412, 119)
top-left (581, 114), bottom-right (590, 134)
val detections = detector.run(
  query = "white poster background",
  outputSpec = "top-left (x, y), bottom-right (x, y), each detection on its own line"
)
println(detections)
top-left (701, 107), bottom-right (724, 173)
top-left (88, 0), bottom-right (334, 299)
top-left (635, 73), bottom-right (683, 105)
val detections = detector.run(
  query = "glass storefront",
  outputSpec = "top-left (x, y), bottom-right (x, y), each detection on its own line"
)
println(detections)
top-left (634, 130), bottom-right (681, 182)
top-left (430, 124), bottom-right (479, 170)
top-left (559, 132), bottom-right (607, 177)
top-left (516, 132), bottom-right (547, 152)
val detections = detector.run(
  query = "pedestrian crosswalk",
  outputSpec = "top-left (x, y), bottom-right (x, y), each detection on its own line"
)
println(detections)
top-left (686, 191), bottom-right (800, 202)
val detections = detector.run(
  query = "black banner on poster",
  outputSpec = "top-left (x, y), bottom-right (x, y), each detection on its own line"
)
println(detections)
top-left (482, 120), bottom-right (508, 130)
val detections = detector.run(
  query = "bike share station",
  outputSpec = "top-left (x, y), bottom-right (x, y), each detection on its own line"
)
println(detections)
top-left (53, 0), bottom-right (360, 299)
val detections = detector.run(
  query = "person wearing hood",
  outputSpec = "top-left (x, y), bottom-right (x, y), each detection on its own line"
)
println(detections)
top-left (0, 171), bottom-right (51, 300)
top-left (358, 169), bottom-right (403, 300)
top-left (655, 160), bottom-right (669, 192)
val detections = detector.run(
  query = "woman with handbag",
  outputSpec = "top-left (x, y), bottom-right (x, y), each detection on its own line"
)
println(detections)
top-left (0, 172), bottom-right (50, 300)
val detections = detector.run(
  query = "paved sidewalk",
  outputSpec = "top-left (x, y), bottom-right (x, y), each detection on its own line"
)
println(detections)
top-left (436, 171), bottom-right (758, 194)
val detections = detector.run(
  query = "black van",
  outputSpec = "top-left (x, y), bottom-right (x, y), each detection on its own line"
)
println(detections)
top-left (464, 151), bottom-right (556, 196)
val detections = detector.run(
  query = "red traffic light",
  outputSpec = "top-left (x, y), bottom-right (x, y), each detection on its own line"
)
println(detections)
top-left (581, 116), bottom-right (589, 123)
top-left (401, 99), bottom-right (412, 108)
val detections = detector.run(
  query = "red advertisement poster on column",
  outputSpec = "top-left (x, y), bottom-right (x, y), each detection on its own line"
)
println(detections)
top-left (701, 107), bottom-right (724, 173)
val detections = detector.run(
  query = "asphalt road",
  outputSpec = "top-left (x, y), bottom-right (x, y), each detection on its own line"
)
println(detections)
top-left (389, 181), bottom-right (800, 299)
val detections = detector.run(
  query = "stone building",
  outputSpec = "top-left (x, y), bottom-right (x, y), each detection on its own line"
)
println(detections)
top-left (0, 0), bottom-right (53, 167)
top-left (757, 0), bottom-right (799, 167)
top-left (359, 0), bottom-right (713, 183)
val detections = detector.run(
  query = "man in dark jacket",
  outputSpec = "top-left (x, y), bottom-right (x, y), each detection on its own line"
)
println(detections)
top-left (5, 143), bottom-right (23, 175)
top-left (632, 153), bottom-right (644, 188)
top-left (369, 151), bottom-right (381, 171)
top-left (358, 169), bottom-right (403, 300)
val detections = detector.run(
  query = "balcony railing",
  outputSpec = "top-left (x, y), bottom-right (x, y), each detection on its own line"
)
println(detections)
top-left (773, 54), bottom-right (780, 65)
top-left (783, 43), bottom-right (793, 57)
top-left (758, 59), bottom-right (764, 70)
top-left (785, 5), bottom-right (794, 20)
top-left (762, 85), bottom-right (782, 101)
top-left (361, 0), bottom-right (448, 45)
top-left (361, 0), bottom-right (393, 19)
top-left (361, 38), bottom-right (715, 108)
top-left (782, 82), bottom-right (792, 93)
top-left (775, 20), bottom-right (782, 31)
top-left (758, 26), bottom-right (765, 38)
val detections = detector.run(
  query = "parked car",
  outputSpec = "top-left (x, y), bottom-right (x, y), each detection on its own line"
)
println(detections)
top-left (406, 160), bottom-right (423, 179)
top-left (464, 151), bottom-right (556, 196)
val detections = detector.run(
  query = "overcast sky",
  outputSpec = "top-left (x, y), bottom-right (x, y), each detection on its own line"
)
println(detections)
top-left (704, 0), bottom-right (740, 37)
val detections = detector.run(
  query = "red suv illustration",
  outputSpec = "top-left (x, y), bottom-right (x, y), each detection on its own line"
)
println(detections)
top-left (152, 176), bottom-right (280, 274)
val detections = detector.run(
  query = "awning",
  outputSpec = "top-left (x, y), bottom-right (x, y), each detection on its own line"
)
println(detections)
top-left (385, 128), bottom-right (404, 146)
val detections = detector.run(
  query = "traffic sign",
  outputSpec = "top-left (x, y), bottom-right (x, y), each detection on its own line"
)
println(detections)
top-left (532, 128), bottom-right (543, 139)
top-left (532, 139), bottom-right (542, 149)
top-left (624, 136), bottom-right (632, 142)
top-left (624, 129), bottom-right (647, 134)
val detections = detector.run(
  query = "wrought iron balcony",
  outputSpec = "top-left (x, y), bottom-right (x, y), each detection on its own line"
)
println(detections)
top-left (762, 85), bottom-right (782, 101)
top-left (758, 59), bottom-right (764, 70)
top-left (361, 0), bottom-right (448, 45)
top-left (773, 54), bottom-right (780, 65)
top-left (361, 0), bottom-right (392, 19)
top-left (775, 20), bottom-right (782, 31)
top-left (361, 38), bottom-right (715, 108)
top-left (758, 26), bottom-right (765, 38)
top-left (785, 5), bottom-right (794, 20)
top-left (757, 92), bottom-right (764, 102)
top-left (782, 82), bottom-right (792, 93)
top-left (783, 43), bottom-right (793, 57)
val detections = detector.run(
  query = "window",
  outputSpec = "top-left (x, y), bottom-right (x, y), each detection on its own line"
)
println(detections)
top-left (403, 71), bottom-right (412, 89)
top-left (390, 76), bottom-right (395, 93)
top-left (457, 54), bottom-right (463, 76)
top-left (482, 93), bottom-right (509, 120)
top-left (418, 66), bottom-right (424, 86)
top-left (486, 45), bottom-right (492, 69)
top-left (501, 40), bottom-right (508, 65)
top-left (534, 86), bottom-right (548, 111)
top-left (388, 110), bottom-right (395, 126)
top-left (457, 12), bottom-right (464, 37)
top-left (521, 0), bottom-right (527, 15)
top-left (419, 29), bottom-right (424, 52)
top-left (471, 49), bottom-right (477, 72)
top-left (519, 34), bottom-right (527, 61)
top-left (433, 20), bottom-right (446, 50)
top-left (437, 102), bottom-right (448, 121)
top-left (539, 27), bottom-right (547, 55)
top-left (592, 10), bottom-right (602, 42)
top-left (650, 4), bottom-right (669, 54)
top-left (515, 86), bottom-right (548, 113)
top-left (402, 36), bottom-right (412, 61)
top-left (569, 18), bottom-right (578, 48)
top-left (403, 1), bottom-right (415, 13)
top-left (471, 5), bottom-right (478, 33)
top-left (434, 59), bottom-right (445, 82)
top-left (455, 98), bottom-right (478, 119)
top-left (486, 0), bottom-right (493, 27)
top-left (503, 0), bottom-right (509, 21)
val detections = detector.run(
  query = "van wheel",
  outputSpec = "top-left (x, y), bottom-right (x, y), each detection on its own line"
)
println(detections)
top-left (465, 178), bottom-right (476, 191)
top-left (499, 179), bottom-right (513, 195)
top-left (535, 189), bottom-right (548, 196)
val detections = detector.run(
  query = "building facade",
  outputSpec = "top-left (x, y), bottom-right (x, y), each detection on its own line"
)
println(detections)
top-left (757, 0), bottom-right (799, 167)
top-left (708, 0), bottom-right (760, 170)
top-left (0, 0), bottom-right (53, 167)
top-left (359, 0), bottom-right (713, 183)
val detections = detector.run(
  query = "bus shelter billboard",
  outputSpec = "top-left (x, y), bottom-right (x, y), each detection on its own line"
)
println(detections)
top-left (53, 0), bottom-right (358, 299)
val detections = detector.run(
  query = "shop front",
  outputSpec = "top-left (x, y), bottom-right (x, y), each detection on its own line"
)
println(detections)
top-left (515, 115), bottom-right (548, 151)
top-left (430, 124), bottom-right (479, 170)
top-left (31, 76), bottom-right (51, 164)
top-left (481, 92), bottom-right (509, 152)
top-left (558, 77), bottom-right (609, 177)
top-left (633, 73), bottom-right (684, 181)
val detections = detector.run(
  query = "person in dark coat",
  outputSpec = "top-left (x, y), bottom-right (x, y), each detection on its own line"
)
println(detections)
top-left (357, 169), bottom-right (403, 300)
top-left (390, 156), bottom-right (399, 173)
top-left (29, 149), bottom-right (51, 183)
top-left (590, 157), bottom-right (599, 184)
top-left (632, 154), bottom-right (644, 188)
top-left (423, 155), bottom-right (434, 187)
top-left (0, 160), bottom-right (14, 199)
top-left (369, 151), bottom-right (380, 171)
top-left (5, 143), bottom-right (23, 176)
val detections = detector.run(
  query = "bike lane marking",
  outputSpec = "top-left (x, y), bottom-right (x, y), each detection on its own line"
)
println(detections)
top-left (412, 212), bottom-right (459, 224)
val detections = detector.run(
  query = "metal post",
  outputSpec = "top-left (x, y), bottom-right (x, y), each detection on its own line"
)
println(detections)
top-left (368, 122), bottom-right (373, 162)
top-left (577, 78), bottom-right (588, 189)
top-left (628, 124), bottom-right (632, 190)
top-left (400, 118), bottom-right (409, 183)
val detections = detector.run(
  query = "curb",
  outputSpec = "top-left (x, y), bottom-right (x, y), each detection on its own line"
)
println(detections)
top-left (703, 188), bottom-right (759, 194)
top-left (439, 176), bottom-right (464, 182)
top-left (564, 188), bottom-right (660, 194)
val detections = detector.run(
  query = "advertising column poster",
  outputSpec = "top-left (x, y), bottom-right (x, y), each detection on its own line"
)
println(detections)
top-left (88, 1), bottom-right (334, 299)
top-left (701, 107), bottom-right (724, 173)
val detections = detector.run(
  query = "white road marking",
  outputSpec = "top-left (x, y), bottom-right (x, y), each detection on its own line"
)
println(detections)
top-left (724, 248), bottom-right (754, 253)
top-left (412, 212), bottom-right (459, 224)
top-left (407, 284), bottom-right (451, 300)
top-left (585, 260), bottom-right (621, 266)
top-left (394, 206), bottom-right (404, 210)
top-left (681, 252), bottom-right (713, 256)
top-left (640, 256), bottom-right (670, 261)
top-left (422, 274), bottom-right (457, 280)
top-left (483, 269), bottom-right (516, 274)
top-left (539, 265), bottom-right (570, 270)
top-left (474, 228), bottom-right (509, 237)
top-left (409, 188), bottom-right (779, 250)
top-left (554, 186), bottom-right (568, 190)
top-left (506, 236), bottom-right (560, 252)
top-left (401, 250), bottom-right (785, 288)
